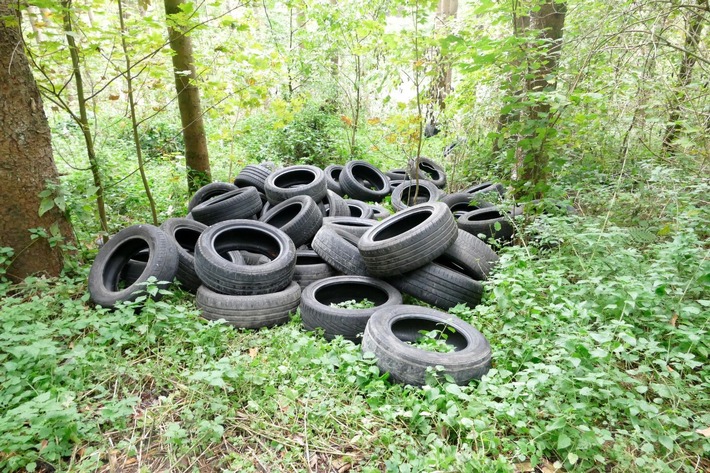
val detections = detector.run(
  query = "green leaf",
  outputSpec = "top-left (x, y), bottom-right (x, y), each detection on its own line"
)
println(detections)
top-left (567, 452), bottom-right (578, 465)
top-left (557, 432), bottom-right (572, 450)
top-left (38, 198), bottom-right (54, 217)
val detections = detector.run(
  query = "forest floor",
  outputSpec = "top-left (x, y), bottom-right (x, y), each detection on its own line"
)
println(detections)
top-left (1, 155), bottom-right (709, 473)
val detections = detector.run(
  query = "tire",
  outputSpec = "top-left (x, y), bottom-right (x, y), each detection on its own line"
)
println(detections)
top-left (321, 189), bottom-right (350, 217)
top-left (339, 161), bottom-right (391, 202)
top-left (386, 169), bottom-right (408, 180)
top-left (264, 165), bottom-right (327, 204)
top-left (407, 157), bottom-right (446, 188)
top-left (370, 204), bottom-right (391, 220)
top-left (362, 305), bottom-right (492, 386)
top-left (191, 187), bottom-right (263, 226)
top-left (120, 249), bottom-right (149, 286)
top-left (439, 193), bottom-right (494, 215)
top-left (463, 182), bottom-right (506, 198)
top-left (259, 195), bottom-right (323, 247)
top-left (390, 180), bottom-right (442, 212)
top-left (457, 207), bottom-right (516, 241)
top-left (358, 202), bottom-right (458, 277)
top-left (312, 226), bottom-right (369, 276)
top-left (159, 218), bottom-right (208, 292)
top-left (300, 276), bottom-right (402, 342)
top-left (345, 199), bottom-right (375, 219)
top-left (323, 216), bottom-right (376, 238)
top-left (234, 164), bottom-right (271, 192)
top-left (239, 250), bottom-right (270, 265)
top-left (293, 250), bottom-right (338, 290)
top-left (441, 230), bottom-right (499, 280)
top-left (195, 220), bottom-right (296, 295)
top-left (88, 224), bottom-right (179, 308)
top-left (196, 282), bottom-right (301, 329)
top-left (324, 164), bottom-right (344, 196)
top-left (386, 262), bottom-right (484, 310)
top-left (187, 182), bottom-right (238, 212)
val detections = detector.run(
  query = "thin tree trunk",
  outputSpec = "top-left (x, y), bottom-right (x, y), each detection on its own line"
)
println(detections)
top-left (515, 0), bottom-right (566, 199)
top-left (662, 0), bottom-right (706, 153)
top-left (329, 0), bottom-right (338, 77)
top-left (0, 0), bottom-right (75, 280)
top-left (425, 0), bottom-right (458, 130)
top-left (493, 12), bottom-right (529, 154)
top-left (164, 0), bottom-right (211, 193)
top-left (118, 0), bottom-right (158, 225)
top-left (62, 0), bottom-right (109, 237)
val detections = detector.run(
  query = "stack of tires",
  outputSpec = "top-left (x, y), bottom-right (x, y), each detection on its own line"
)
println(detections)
top-left (90, 156), bottom-right (568, 386)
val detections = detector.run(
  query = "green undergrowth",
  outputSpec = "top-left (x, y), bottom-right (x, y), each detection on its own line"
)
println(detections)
top-left (2, 169), bottom-right (709, 472)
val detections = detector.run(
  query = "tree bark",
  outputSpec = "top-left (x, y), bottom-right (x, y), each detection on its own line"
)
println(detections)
top-left (164, 0), bottom-right (211, 193)
top-left (515, 0), bottom-right (566, 199)
top-left (0, 0), bottom-right (75, 280)
top-left (662, 0), bottom-right (706, 153)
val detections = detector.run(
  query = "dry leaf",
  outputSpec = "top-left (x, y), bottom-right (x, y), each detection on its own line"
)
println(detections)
top-left (340, 115), bottom-right (353, 126)
top-left (514, 461), bottom-right (534, 472)
top-left (669, 314), bottom-right (678, 327)
top-left (696, 427), bottom-right (710, 437)
top-left (248, 347), bottom-right (258, 359)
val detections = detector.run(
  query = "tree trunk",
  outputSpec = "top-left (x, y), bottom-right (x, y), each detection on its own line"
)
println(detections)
top-left (515, 0), bottom-right (566, 199)
top-left (118, 0), bottom-right (159, 225)
top-left (662, 0), bottom-right (706, 153)
top-left (0, 0), bottom-right (75, 280)
top-left (425, 0), bottom-right (458, 129)
top-left (62, 0), bottom-right (110, 237)
top-left (164, 0), bottom-right (211, 193)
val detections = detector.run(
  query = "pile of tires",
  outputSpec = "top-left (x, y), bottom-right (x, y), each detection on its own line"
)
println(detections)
top-left (89, 156), bottom-right (545, 386)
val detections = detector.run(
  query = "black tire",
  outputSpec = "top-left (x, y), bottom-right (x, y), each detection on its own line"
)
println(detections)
top-left (259, 195), bottom-right (323, 247)
top-left (237, 251), bottom-right (270, 265)
top-left (440, 193), bottom-right (494, 215)
top-left (88, 225), bottom-right (179, 308)
top-left (312, 226), bottom-right (369, 276)
top-left (264, 165), bottom-right (327, 204)
top-left (358, 202), bottom-right (458, 277)
top-left (191, 187), bottom-right (263, 226)
top-left (197, 281), bottom-right (301, 329)
top-left (339, 160), bottom-right (391, 202)
top-left (187, 182), bottom-right (238, 212)
top-left (300, 276), bottom-right (402, 342)
top-left (441, 229), bottom-right (499, 280)
top-left (386, 169), bottom-right (408, 180)
top-left (370, 204), bottom-right (391, 220)
top-left (195, 220), bottom-right (296, 295)
top-left (457, 207), bottom-right (516, 241)
top-left (324, 164), bottom-right (344, 196)
top-left (323, 216), bottom-right (376, 238)
top-left (345, 199), bottom-right (375, 219)
top-left (362, 305), bottom-right (492, 386)
top-left (159, 218), bottom-right (208, 292)
top-left (234, 164), bottom-right (271, 192)
top-left (120, 249), bottom-right (149, 286)
top-left (407, 157), bottom-right (446, 188)
top-left (386, 261), bottom-right (484, 310)
top-left (321, 189), bottom-right (350, 217)
top-left (293, 250), bottom-right (338, 290)
top-left (463, 182), bottom-right (506, 198)
top-left (390, 180), bottom-right (442, 211)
